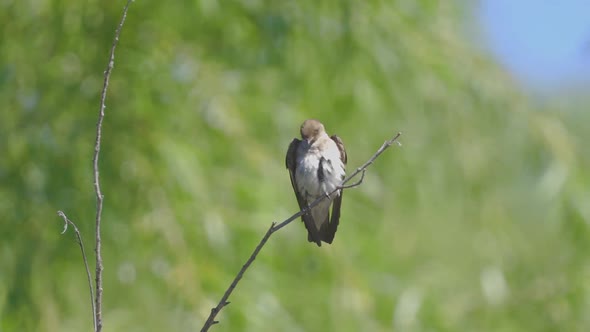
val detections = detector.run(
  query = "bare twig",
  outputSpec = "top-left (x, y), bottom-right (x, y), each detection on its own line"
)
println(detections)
top-left (93, 1), bottom-right (133, 331)
top-left (200, 222), bottom-right (277, 330)
top-left (200, 132), bottom-right (402, 331)
top-left (57, 211), bottom-right (96, 331)
top-left (339, 170), bottom-right (365, 189)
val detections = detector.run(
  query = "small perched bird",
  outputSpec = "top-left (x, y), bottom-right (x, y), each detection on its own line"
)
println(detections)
top-left (286, 119), bottom-right (347, 246)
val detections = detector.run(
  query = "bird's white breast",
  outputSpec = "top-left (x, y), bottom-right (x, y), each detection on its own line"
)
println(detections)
top-left (295, 137), bottom-right (345, 201)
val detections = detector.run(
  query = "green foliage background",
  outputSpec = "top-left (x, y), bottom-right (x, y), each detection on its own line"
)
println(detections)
top-left (1, 0), bottom-right (589, 331)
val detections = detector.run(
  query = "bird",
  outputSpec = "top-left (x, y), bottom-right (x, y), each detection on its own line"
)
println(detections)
top-left (286, 119), bottom-right (347, 246)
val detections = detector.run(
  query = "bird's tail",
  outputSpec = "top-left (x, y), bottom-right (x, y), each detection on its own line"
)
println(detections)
top-left (318, 214), bottom-right (336, 244)
top-left (307, 231), bottom-right (321, 247)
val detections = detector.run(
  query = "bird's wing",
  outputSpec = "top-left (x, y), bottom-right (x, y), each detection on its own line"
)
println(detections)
top-left (286, 138), bottom-right (321, 246)
top-left (331, 135), bottom-right (347, 165)
top-left (321, 135), bottom-right (348, 244)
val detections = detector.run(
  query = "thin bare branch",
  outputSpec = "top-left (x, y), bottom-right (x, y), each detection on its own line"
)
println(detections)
top-left (342, 133), bottom-right (403, 187)
top-left (340, 169), bottom-right (366, 189)
top-left (200, 222), bottom-right (277, 331)
top-left (93, 1), bottom-right (133, 331)
top-left (57, 211), bottom-right (96, 331)
top-left (200, 132), bottom-right (402, 331)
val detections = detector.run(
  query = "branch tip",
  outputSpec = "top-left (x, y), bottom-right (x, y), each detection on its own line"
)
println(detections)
top-left (57, 210), bottom-right (69, 234)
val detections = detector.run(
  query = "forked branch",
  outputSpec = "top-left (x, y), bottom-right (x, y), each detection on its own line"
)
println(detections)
top-left (200, 132), bottom-right (402, 331)
top-left (56, 1), bottom-right (133, 331)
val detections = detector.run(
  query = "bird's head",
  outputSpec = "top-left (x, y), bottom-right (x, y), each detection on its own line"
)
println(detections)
top-left (300, 119), bottom-right (325, 144)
